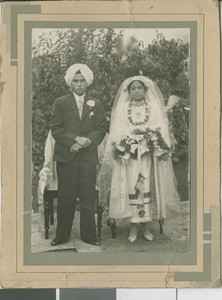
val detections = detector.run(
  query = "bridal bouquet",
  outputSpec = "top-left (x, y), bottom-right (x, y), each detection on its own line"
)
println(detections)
top-left (112, 127), bottom-right (171, 162)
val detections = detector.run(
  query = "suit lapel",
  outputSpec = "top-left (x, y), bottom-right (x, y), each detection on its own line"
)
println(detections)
top-left (68, 93), bottom-right (80, 120)
top-left (81, 94), bottom-right (91, 120)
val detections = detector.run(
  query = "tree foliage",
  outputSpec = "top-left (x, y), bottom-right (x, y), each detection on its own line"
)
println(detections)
top-left (32, 28), bottom-right (189, 176)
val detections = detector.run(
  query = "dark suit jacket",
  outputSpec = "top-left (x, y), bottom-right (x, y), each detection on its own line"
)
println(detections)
top-left (50, 93), bottom-right (107, 164)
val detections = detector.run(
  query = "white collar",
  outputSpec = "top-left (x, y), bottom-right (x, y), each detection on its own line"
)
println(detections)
top-left (73, 92), bottom-right (85, 100)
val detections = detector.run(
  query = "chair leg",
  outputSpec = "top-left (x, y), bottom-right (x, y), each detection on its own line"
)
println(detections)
top-left (159, 219), bottom-right (164, 234)
top-left (49, 198), bottom-right (54, 225)
top-left (97, 204), bottom-right (103, 241)
top-left (107, 218), bottom-right (116, 239)
top-left (111, 219), bottom-right (116, 239)
top-left (44, 191), bottom-right (50, 239)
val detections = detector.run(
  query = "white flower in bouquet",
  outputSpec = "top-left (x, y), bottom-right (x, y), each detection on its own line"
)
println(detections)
top-left (125, 135), bottom-right (135, 145)
top-left (129, 144), bottom-right (138, 154)
top-left (140, 139), bottom-right (150, 153)
top-left (153, 140), bottom-right (158, 147)
top-left (120, 152), bottom-right (131, 160)
top-left (116, 145), bottom-right (126, 152)
top-left (134, 134), bottom-right (144, 142)
top-left (150, 132), bottom-right (158, 141)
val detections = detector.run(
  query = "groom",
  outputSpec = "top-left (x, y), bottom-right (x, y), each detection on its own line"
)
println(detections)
top-left (50, 64), bottom-right (107, 246)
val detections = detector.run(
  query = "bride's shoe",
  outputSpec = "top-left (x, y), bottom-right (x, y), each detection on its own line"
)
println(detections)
top-left (143, 233), bottom-right (154, 242)
top-left (128, 223), bottom-right (138, 243)
top-left (128, 236), bottom-right (137, 243)
top-left (142, 222), bottom-right (154, 242)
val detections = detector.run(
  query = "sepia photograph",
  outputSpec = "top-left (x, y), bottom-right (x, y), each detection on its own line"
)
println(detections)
top-left (1, 0), bottom-right (220, 288)
top-left (31, 27), bottom-right (190, 254)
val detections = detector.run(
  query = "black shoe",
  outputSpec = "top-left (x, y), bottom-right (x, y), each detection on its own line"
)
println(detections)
top-left (51, 238), bottom-right (68, 246)
top-left (82, 239), bottom-right (101, 246)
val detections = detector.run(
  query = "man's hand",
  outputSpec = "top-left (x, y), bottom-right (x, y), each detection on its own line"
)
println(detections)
top-left (70, 143), bottom-right (83, 153)
top-left (75, 136), bottom-right (91, 148)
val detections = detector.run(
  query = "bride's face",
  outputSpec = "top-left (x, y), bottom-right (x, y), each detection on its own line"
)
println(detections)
top-left (128, 80), bottom-right (146, 101)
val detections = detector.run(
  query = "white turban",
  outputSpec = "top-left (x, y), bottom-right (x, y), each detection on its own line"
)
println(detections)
top-left (64, 63), bottom-right (94, 87)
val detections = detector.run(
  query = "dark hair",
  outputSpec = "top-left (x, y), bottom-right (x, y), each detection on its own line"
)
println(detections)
top-left (127, 80), bottom-right (147, 92)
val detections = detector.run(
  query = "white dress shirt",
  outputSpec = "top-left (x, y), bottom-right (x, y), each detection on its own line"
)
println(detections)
top-left (73, 92), bottom-right (85, 118)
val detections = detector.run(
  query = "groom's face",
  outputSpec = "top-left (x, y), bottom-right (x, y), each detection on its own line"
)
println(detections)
top-left (71, 73), bottom-right (88, 95)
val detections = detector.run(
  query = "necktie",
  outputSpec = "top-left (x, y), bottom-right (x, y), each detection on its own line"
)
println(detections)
top-left (77, 96), bottom-right (84, 118)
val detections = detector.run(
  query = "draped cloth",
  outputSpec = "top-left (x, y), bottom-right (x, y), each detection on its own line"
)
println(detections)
top-left (64, 63), bottom-right (94, 87)
top-left (38, 130), bottom-right (58, 206)
top-left (98, 76), bottom-right (181, 238)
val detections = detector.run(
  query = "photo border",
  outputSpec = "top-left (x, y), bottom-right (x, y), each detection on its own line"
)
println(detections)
top-left (1, 1), bottom-right (220, 288)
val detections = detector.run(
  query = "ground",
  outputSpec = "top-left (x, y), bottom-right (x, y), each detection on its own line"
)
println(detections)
top-left (32, 201), bottom-right (189, 253)
top-left (32, 155), bottom-right (190, 253)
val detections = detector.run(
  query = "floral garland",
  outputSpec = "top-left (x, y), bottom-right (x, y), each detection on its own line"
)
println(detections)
top-left (127, 99), bottom-right (149, 125)
top-left (112, 127), bottom-right (171, 162)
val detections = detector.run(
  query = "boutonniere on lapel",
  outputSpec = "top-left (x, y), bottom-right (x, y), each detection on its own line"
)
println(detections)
top-left (87, 100), bottom-right (95, 118)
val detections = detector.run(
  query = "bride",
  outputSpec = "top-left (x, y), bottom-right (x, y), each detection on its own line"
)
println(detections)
top-left (98, 76), bottom-right (180, 243)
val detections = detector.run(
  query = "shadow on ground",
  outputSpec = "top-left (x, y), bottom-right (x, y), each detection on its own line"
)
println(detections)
top-left (32, 201), bottom-right (190, 253)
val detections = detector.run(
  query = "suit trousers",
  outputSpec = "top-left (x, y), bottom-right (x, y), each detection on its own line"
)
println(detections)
top-left (55, 158), bottom-right (97, 242)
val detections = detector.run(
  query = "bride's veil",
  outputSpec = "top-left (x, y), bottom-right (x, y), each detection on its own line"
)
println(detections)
top-left (98, 76), bottom-right (182, 239)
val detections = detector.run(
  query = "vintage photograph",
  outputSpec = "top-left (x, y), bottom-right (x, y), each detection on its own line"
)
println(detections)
top-left (31, 27), bottom-right (190, 254)
top-left (1, 0), bottom-right (220, 289)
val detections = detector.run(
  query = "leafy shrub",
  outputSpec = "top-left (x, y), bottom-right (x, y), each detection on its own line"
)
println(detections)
top-left (32, 29), bottom-right (189, 177)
